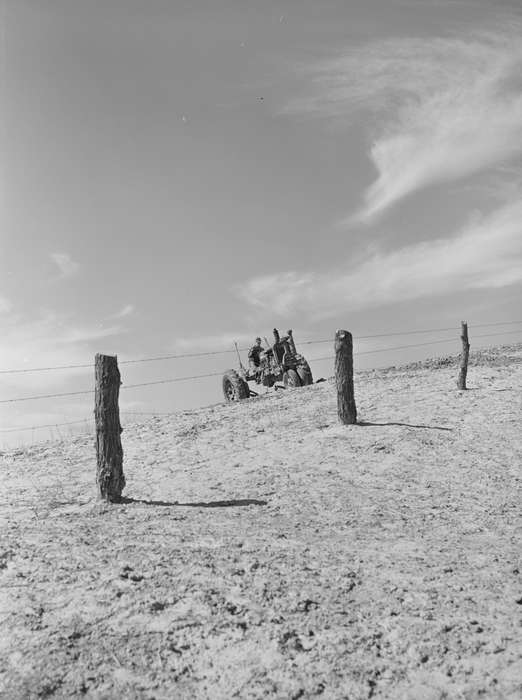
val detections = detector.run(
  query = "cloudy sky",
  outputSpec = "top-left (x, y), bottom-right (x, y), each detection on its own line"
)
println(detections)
top-left (1, 0), bottom-right (522, 443)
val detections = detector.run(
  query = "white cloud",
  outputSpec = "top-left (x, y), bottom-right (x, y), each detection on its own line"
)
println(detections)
top-left (50, 252), bottom-right (80, 278)
top-left (289, 25), bottom-right (522, 221)
top-left (236, 198), bottom-right (522, 320)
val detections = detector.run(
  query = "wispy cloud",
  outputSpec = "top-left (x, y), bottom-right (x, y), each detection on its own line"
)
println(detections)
top-left (50, 252), bottom-right (80, 278)
top-left (289, 24), bottom-right (522, 221)
top-left (172, 332), bottom-right (260, 354)
top-left (0, 312), bottom-right (127, 389)
top-left (60, 325), bottom-right (126, 344)
top-left (236, 197), bottom-right (522, 320)
top-left (112, 304), bottom-right (135, 319)
top-left (0, 313), bottom-right (128, 442)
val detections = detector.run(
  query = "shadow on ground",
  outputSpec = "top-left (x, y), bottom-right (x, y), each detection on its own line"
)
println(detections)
top-left (120, 497), bottom-right (268, 508)
top-left (358, 420), bottom-right (452, 431)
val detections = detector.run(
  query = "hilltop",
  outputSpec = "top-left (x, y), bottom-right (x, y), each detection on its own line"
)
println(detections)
top-left (1, 345), bottom-right (521, 699)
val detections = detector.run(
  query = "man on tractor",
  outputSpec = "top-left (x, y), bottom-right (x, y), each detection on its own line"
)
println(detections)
top-left (248, 337), bottom-right (264, 375)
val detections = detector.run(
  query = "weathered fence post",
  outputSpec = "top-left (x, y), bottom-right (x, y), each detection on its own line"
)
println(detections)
top-left (335, 330), bottom-right (357, 425)
top-left (457, 321), bottom-right (470, 390)
top-left (95, 353), bottom-right (125, 502)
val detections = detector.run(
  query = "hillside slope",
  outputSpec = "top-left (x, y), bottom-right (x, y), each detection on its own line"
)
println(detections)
top-left (1, 345), bottom-right (521, 699)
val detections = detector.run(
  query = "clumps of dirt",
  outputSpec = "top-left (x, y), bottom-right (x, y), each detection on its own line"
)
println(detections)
top-left (372, 343), bottom-right (522, 375)
top-left (468, 343), bottom-right (522, 367)
top-left (1, 344), bottom-right (521, 699)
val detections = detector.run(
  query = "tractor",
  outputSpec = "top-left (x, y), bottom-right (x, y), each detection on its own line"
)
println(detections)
top-left (222, 328), bottom-right (313, 402)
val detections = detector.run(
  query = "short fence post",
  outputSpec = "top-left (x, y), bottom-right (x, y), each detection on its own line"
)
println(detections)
top-left (335, 329), bottom-right (357, 425)
top-left (457, 321), bottom-right (470, 390)
top-left (95, 353), bottom-right (125, 502)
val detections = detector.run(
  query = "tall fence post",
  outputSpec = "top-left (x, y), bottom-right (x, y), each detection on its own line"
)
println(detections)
top-left (95, 353), bottom-right (125, 502)
top-left (457, 321), bottom-right (470, 390)
top-left (335, 329), bottom-right (357, 425)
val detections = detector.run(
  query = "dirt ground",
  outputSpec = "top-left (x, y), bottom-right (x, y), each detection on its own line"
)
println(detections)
top-left (1, 345), bottom-right (521, 699)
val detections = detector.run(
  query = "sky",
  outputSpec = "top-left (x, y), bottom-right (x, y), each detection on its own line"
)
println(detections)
top-left (1, 0), bottom-right (522, 445)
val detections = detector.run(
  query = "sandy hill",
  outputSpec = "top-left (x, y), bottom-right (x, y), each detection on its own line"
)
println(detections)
top-left (1, 345), bottom-right (521, 700)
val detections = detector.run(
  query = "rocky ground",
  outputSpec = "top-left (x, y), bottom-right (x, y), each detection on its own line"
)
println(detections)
top-left (1, 345), bottom-right (521, 699)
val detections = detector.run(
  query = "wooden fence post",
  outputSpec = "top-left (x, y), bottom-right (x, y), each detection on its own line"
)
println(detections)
top-left (95, 353), bottom-right (125, 502)
top-left (335, 330), bottom-right (357, 425)
top-left (457, 321), bottom-right (470, 390)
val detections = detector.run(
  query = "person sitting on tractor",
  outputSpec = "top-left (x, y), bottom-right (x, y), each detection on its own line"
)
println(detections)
top-left (248, 337), bottom-right (264, 374)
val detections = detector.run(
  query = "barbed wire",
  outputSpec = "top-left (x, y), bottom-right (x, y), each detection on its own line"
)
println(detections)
top-left (0, 418), bottom-right (93, 434)
top-left (1, 409), bottom-right (209, 432)
top-left (1, 329), bottom-right (521, 406)
top-left (1, 319), bottom-right (521, 375)
top-left (0, 353), bottom-right (233, 376)
top-left (120, 411), bottom-right (180, 416)
top-left (0, 371), bottom-right (227, 404)
top-left (301, 319), bottom-right (522, 345)
top-left (122, 371), bottom-right (225, 390)
top-left (1, 410), bottom-right (202, 434)
top-left (2, 330), bottom-right (521, 434)
top-left (0, 388), bottom-right (95, 404)
top-left (308, 328), bottom-right (522, 362)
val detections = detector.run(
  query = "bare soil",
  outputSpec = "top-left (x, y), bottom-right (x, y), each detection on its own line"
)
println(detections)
top-left (1, 345), bottom-right (521, 699)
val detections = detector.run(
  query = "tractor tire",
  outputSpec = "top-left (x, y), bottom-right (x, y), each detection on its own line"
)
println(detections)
top-left (222, 370), bottom-right (250, 402)
top-left (297, 362), bottom-right (313, 386)
top-left (283, 369), bottom-right (301, 388)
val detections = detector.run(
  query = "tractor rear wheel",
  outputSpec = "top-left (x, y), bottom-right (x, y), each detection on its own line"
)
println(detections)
top-left (222, 370), bottom-right (250, 402)
top-left (283, 369), bottom-right (301, 388)
top-left (297, 362), bottom-right (313, 386)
